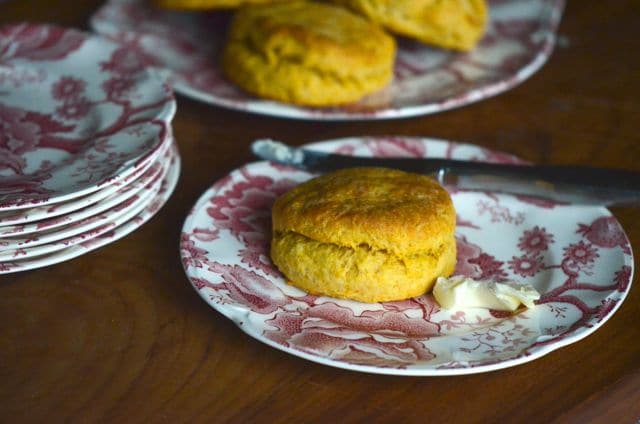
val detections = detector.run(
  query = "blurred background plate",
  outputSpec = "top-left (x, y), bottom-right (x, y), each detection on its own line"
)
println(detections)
top-left (91, 0), bottom-right (564, 120)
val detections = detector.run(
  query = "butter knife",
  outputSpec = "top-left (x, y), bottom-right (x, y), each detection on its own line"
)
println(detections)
top-left (251, 139), bottom-right (640, 206)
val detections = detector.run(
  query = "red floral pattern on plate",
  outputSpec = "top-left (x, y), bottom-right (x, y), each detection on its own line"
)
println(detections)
top-left (91, 0), bottom-right (565, 120)
top-left (0, 148), bottom-right (165, 237)
top-left (0, 153), bottom-right (167, 256)
top-left (180, 137), bottom-right (634, 375)
top-left (0, 23), bottom-right (175, 209)
top-left (0, 24), bottom-right (85, 62)
top-left (0, 132), bottom-right (172, 226)
top-left (0, 165), bottom-right (165, 260)
top-left (0, 140), bottom-right (180, 274)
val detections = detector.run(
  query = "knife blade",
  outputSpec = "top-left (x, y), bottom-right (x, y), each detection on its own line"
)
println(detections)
top-left (251, 139), bottom-right (640, 206)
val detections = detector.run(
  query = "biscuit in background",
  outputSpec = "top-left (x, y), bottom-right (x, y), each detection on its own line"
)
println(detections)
top-left (271, 167), bottom-right (457, 303)
top-left (330, 0), bottom-right (488, 51)
top-left (151, 0), bottom-right (294, 11)
top-left (221, 1), bottom-right (396, 106)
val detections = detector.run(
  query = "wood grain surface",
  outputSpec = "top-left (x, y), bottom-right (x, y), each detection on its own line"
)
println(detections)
top-left (1, 1), bottom-right (639, 422)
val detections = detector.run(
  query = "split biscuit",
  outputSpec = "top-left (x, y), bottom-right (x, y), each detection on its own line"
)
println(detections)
top-left (271, 167), bottom-right (457, 303)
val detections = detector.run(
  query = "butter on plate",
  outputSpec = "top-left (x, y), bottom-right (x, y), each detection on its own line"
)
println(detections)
top-left (433, 276), bottom-right (541, 311)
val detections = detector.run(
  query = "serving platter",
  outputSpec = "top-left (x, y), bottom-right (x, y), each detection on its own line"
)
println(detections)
top-left (180, 136), bottom-right (633, 375)
top-left (91, 0), bottom-right (564, 120)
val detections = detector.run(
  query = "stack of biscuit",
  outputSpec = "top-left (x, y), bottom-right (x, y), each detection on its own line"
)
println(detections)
top-left (152, 0), bottom-right (488, 106)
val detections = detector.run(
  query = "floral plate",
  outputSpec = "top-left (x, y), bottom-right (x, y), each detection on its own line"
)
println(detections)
top-left (0, 150), bottom-right (164, 237)
top-left (0, 24), bottom-right (175, 209)
top-left (0, 139), bottom-right (180, 274)
top-left (0, 147), bottom-right (168, 256)
top-left (180, 136), bottom-right (633, 376)
top-left (91, 0), bottom-right (564, 120)
top-left (0, 132), bottom-right (172, 226)
top-left (0, 162), bottom-right (164, 261)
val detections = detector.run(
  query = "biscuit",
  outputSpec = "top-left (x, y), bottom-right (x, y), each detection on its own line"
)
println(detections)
top-left (330, 0), bottom-right (488, 51)
top-left (151, 0), bottom-right (291, 11)
top-left (221, 2), bottom-right (396, 106)
top-left (271, 167), bottom-right (457, 303)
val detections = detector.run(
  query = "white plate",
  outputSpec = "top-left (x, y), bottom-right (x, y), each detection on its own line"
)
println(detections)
top-left (0, 152), bottom-right (164, 237)
top-left (0, 159), bottom-right (166, 261)
top-left (180, 136), bottom-right (634, 376)
top-left (91, 0), bottom-right (564, 120)
top-left (0, 23), bottom-right (175, 209)
top-left (0, 145), bottom-right (172, 250)
top-left (0, 141), bottom-right (180, 274)
top-left (0, 133), bottom-right (173, 227)
top-left (0, 142), bottom-right (174, 258)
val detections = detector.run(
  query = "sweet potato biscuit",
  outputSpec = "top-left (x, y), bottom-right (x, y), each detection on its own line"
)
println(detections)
top-left (271, 167), bottom-right (457, 303)
top-left (221, 2), bottom-right (396, 106)
top-left (330, 0), bottom-right (488, 51)
top-left (151, 0), bottom-right (292, 11)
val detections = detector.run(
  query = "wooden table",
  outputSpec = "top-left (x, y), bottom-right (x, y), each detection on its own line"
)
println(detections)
top-left (1, 1), bottom-right (639, 422)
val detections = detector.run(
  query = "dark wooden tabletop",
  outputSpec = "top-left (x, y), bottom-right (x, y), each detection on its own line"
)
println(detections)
top-left (1, 1), bottom-right (639, 422)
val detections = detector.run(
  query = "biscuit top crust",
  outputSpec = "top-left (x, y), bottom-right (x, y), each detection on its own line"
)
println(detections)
top-left (227, 1), bottom-right (395, 74)
top-left (272, 167), bottom-right (456, 256)
top-left (331, 0), bottom-right (487, 51)
top-left (152, 0), bottom-right (292, 11)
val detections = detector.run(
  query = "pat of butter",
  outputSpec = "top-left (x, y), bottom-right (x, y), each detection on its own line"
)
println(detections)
top-left (433, 276), bottom-right (541, 311)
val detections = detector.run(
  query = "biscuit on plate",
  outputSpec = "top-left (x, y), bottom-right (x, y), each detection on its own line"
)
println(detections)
top-left (221, 2), bottom-right (396, 106)
top-left (270, 167), bottom-right (457, 303)
top-left (330, 0), bottom-right (488, 51)
top-left (151, 0), bottom-right (291, 10)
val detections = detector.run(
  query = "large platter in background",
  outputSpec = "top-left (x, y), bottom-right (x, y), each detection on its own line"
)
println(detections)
top-left (91, 0), bottom-right (565, 120)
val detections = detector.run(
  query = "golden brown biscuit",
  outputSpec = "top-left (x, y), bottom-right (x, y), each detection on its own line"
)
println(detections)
top-left (221, 2), bottom-right (396, 106)
top-left (330, 0), bottom-right (488, 51)
top-left (271, 167), bottom-right (457, 303)
top-left (151, 0), bottom-right (291, 11)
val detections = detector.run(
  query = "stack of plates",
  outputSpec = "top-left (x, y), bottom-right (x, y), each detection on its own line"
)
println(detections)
top-left (0, 24), bottom-right (180, 274)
